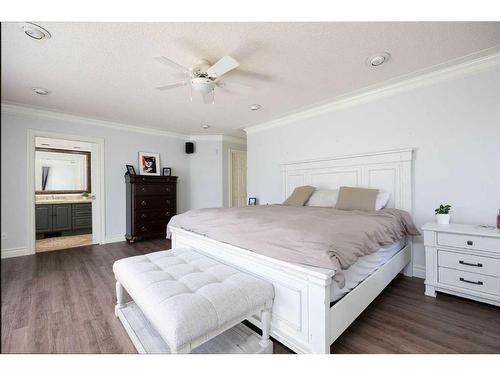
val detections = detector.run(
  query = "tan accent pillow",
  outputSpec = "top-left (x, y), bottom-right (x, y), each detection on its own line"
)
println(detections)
top-left (335, 186), bottom-right (379, 211)
top-left (283, 186), bottom-right (315, 206)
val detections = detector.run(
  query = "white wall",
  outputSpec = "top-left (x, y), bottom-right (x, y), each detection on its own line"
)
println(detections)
top-left (187, 139), bottom-right (223, 209)
top-left (1, 109), bottom-right (190, 254)
top-left (247, 64), bottom-right (500, 271)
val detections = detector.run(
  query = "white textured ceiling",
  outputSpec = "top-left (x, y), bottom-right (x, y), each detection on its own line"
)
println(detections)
top-left (2, 22), bottom-right (500, 137)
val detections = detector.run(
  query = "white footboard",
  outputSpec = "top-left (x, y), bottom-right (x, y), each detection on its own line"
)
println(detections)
top-left (170, 227), bottom-right (334, 354)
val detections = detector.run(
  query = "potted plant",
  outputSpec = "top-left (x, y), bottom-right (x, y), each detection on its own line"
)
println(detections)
top-left (435, 204), bottom-right (451, 224)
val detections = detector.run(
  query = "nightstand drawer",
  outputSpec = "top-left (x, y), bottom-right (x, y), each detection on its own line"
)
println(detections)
top-left (438, 250), bottom-right (500, 277)
top-left (438, 267), bottom-right (500, 296)
top-left (438, 232), bottom-right (500, 253)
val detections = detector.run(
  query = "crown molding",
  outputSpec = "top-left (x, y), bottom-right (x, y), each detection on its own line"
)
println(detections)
top-left (244, 47), bottom-right (500, 135)
top-left (1, 102), bottom-right (247, 143)
top-left (1, 102), bottom-right (190, 140)
top-left (189, 134), bottom-right (246, 145)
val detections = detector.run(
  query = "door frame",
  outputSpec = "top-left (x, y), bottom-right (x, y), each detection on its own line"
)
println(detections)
top-left (27, 129), bottom-right (106, 254)
top-left (227, 149), bottom-right (247, 208)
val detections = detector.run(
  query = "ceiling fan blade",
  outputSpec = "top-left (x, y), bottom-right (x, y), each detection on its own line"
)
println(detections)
top-left (207, 56), bottom-right (239, 78)
top-left (202, 91), bottom-right (214, 104)
top-left (156, 81), bottom-right (187, 91)
top-left (154, 56), bottom-right (190, 74)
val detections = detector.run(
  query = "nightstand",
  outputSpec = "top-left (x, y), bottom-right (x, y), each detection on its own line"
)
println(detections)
top-left (422, 222), bottom-right (500, 306)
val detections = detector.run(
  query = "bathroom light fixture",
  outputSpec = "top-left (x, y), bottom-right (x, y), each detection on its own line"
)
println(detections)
top-left (32, 87), bottom-right (50, 95)
top-left (367, 52), bottom-right (390, 67)
top-left (249, 104), bottom-right (262, 111)
top-left (201, 124), bottom-right (210, 129)
top-left (22, 23), bottom-right (51, 40)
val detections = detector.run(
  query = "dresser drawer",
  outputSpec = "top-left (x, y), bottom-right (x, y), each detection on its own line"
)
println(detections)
top-left (438, 232), bottom-right (500, 253)
top-left (438, 250), bottom-right (500, 277)
top-left (136, 222), bottom-right (167, 237)
top-left (135, 197), bottom-right (175, 209)
top-left (135, 183), bottom-right (176, 196)
top-left (438, 267), bottom-right (500, 296)
top-left (135, 209), bottom-right (174, 223)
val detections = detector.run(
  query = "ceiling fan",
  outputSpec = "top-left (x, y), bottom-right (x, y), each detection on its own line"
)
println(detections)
top-left (155, 55), bottom-right (247, 104)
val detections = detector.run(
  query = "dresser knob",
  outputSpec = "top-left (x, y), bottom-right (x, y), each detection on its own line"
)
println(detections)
top-left (165, 212), bottom-right (170, 216)
top-left (466, 240), bottom-right (474, 246)
top-left (141, 213), bottom-right (147, 218)
top-left (166, 200), bottom-right (170, 205)
top-left (141, 226), bottom-right (147, 232)
top-left (141, 201), bottom-right (147, 206)
top-left (165, 187), bottom-right (171, 192)
top-left (141, 187), bottom-right (146, 192)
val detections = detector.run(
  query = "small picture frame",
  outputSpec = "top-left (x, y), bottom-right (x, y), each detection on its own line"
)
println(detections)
top-left (248, 197), bottom-right (257, 206)
top-left (138, 152), bottom-right (160, 176)
top-left (126, 165), bottom-right (136, 175)
top-left (162, 167), bottom-right (172, 176)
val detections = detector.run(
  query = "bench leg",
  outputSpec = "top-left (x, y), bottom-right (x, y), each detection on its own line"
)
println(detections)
top-left (259, 307), bottom-right (272, 348)
top-left (115, 281), bottom-right (125, 316)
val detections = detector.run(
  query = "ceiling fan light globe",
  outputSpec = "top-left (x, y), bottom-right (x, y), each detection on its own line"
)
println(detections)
top-left (191, 77), bottom-right (215, 94)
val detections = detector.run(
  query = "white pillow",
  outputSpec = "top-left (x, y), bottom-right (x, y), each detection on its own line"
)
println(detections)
top-left (305, 189), bottom-right (339, 207)
top-left (375, 191), bottom-right (391, 210)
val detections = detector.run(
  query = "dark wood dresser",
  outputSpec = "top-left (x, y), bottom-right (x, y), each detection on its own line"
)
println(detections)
top-left (125, 175), bottom-right (177, 243)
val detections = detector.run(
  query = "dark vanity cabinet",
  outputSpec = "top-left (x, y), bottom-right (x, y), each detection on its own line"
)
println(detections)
top-left (35, 203), bottom-right (92, 235)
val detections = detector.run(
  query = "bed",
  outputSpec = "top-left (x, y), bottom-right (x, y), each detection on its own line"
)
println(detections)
top-left (169, 148), bottom-right (415, 354)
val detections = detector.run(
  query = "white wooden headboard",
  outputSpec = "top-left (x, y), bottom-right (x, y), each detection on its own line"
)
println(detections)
top-left (281, 148), bottom-right (414, 213)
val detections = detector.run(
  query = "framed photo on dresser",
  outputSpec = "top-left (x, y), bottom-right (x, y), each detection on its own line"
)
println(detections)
top-left (138, 152), bottom-right (160, 175)
top-left (162, 167), bottom-right (172, 176)
top-left (125, 165), bottom-right (136, 175)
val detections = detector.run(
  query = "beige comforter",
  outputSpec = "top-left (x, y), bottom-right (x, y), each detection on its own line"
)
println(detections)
top-left (168, 205), bottom-right (420, 287)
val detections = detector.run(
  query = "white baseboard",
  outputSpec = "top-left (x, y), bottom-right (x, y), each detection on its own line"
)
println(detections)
top-left (104, 235), bottom-right (126, 244)
top-left (412, 264), bottom-right (426, 279)
top-left (1, 246), bottom-right (32, 259)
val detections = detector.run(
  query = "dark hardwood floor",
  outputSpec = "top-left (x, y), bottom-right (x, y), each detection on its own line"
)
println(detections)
top-left (2, 239), bottom-right (499, 354)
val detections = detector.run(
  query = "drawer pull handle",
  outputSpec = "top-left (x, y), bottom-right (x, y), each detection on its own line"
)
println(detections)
top-left (141, 226), bottom-right (147, 232)
top-left (459, 260), bottom-right (483, 267)
top-left (466, 240), bottom-right (474, 246)
top-left (141, 201), bottom-right (147, 206)
top-left (459, 277), bottom-right (483, 286)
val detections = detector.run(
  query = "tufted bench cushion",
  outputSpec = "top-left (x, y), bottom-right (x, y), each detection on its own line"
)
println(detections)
top-left (113, 248), bottom-right (274, 352)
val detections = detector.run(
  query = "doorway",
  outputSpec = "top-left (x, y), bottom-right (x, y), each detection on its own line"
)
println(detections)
top-left (228, 149), bottom-right (247, 208)
top-left (27, 130), bottom-right (105, 254)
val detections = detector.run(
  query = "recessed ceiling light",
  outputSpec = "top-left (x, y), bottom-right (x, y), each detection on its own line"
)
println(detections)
top-left (32, 87), bottom-right (50, 95)
top-left (22, 23), bottom-right (51, 40)
top-left (201, 124), bottom-right (210, 129)
top-left (367, 52), bottom-right (391, 67)
top-left (249, 104), bottom-right (262, 111)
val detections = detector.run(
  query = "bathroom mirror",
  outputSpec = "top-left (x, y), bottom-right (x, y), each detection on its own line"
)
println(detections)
top-left (35, 148), bottom-right (91, 193)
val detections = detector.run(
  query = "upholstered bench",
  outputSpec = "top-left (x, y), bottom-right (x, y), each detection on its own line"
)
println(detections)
top-left (113, 248), bottom-right (274, 354)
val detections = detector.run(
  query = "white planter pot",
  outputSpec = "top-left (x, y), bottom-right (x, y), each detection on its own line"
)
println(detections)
top-left (436, 214), bottom-right (451, 225)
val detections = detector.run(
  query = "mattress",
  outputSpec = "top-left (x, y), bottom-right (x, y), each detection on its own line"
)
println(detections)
top-left (330, 238), bottom-right (406, 302)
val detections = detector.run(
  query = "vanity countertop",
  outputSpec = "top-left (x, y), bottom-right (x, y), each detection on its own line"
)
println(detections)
top-left (35, 199), bottom-right (92, 205)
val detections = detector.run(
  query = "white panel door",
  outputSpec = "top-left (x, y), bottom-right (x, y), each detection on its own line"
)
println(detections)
top-left (230, 151), bottom-right (247, 207)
